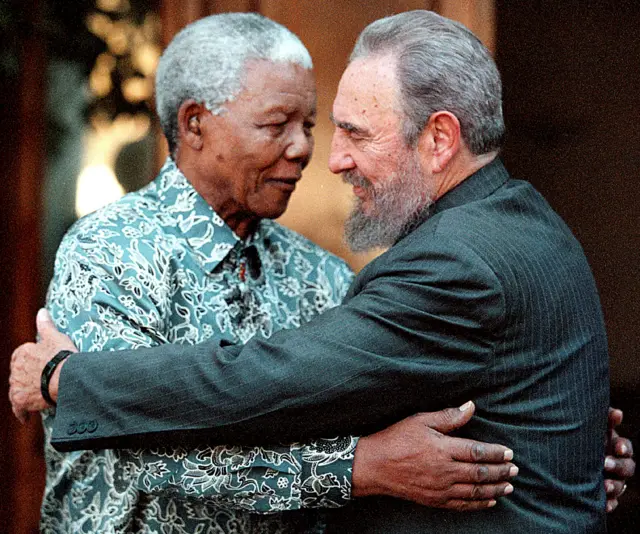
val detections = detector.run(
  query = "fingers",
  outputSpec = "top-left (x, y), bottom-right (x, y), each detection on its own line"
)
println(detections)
top-left (419, 401), bottom-right (475, 434)
top-left (449, 481), bottom-right (514, 501)
top-left (451, 461), bottom-right (519, 485)
top-left (613, 436), bottom-right (634, 458)
top-left (449, 436), bottom-right (514, 463)
top-left (414, 482), bottom-right (515, 510)
top-left (605, 456), bottom-right (636, 479)
top-left (437, 499), bottom-right (498, 511)
top-left (9, 385), bottom-right (31, 425)
top-left (12, 406), bottom-right (30, 425)
top-left (605, 479), bottom-right (626, 499)
top-left (608, 407), bottom-right (623, 429)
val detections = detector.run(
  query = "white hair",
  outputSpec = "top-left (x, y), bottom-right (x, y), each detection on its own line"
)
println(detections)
top-left (351, 10), bottom-right (504, 155)
top-left (155, 12), bottom-right (312, 154)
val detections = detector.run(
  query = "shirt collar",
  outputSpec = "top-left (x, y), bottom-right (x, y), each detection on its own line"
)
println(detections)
top-left (154, 157), bottom-right (241, 273)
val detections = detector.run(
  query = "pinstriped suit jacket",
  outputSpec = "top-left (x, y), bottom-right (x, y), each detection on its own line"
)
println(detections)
top-left (52, 158), bottom-right (609, 532)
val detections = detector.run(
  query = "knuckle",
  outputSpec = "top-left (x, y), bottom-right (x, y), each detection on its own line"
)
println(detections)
top-left (471, 443), bottom-right (486, 461)
top-left (500, 464), bottom-right (513, 479)
top-left (470, 484), bottom-right (483, 499)
top-left (475, 465), bottom-right (489, 483)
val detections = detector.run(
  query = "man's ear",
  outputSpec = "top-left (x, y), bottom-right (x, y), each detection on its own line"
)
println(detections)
top-left (417, 111), bottom-right (461, 173)
top-left (177, 100), bottom-right (206, 151)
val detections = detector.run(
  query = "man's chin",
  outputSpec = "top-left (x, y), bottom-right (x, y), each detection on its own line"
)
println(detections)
top-left (344, 210), bottom-right (391, 252)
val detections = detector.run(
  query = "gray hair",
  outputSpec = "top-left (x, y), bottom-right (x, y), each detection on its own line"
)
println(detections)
top-left (350, 10), bottom-right (504, 155)
top-left (155, 12), bottom-right (313, 155)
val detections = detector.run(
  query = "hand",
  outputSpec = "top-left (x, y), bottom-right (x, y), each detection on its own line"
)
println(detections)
top-left (9, 308), bottom-right (77, 424)
top-left (352, 401), bottom-right (518, 511)
top-left (604, 407), bottom-right (635, 513)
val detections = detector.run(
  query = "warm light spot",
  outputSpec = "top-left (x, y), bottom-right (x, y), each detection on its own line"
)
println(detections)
top-left (122, 77), bottom-right (152, 103)
top-left (89, 68), bottom-right (112, 97)
top-left (107, 21), bottom-right (130, 55)
top-left (75, 165), bottom-right (125, 217)
top-left (96, 52), bottom-right (116, 71)
top-left (87, 13), bottom-right (112, 39)
top-left (132, 42), bottom-right (160, 76)
top-left (97, 0), bottom-right (130, 13)
top-left (75, 113), bottom-right (151, 217)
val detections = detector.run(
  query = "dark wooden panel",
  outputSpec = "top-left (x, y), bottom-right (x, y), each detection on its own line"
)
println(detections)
top-left (0, 1), bottom-right (47, 532)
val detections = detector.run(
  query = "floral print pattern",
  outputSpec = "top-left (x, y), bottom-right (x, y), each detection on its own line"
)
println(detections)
top-left (41, 158), bottom-right (357, 533)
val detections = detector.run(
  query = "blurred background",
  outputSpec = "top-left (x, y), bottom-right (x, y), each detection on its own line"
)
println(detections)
top-left (0, 0), bottom-right (637, 532)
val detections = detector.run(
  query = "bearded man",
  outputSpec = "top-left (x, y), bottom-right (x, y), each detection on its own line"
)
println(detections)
top-left (10, 10), bottom-right (634, 533)
top-left (7, 12), bottom-right (526, 534)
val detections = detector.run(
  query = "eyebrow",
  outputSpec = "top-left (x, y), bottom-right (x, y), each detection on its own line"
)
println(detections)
top-left (262, 105), bottom-right (317, 119)
top-left (329, 113), bottom-right (368, 136)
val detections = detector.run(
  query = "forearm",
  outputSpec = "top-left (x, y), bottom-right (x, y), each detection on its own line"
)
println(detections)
top-left (51, 311), bottom-right (489, 450)
top-left (120, 438), bottom-right (356, 512)
top-left (52, 247), bottom-right (500, 450)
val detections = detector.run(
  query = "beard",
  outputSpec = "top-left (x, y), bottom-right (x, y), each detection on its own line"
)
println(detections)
top-left (343, 153), bottom-right (434, 252)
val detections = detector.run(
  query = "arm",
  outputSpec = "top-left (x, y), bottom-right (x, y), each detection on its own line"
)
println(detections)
top-left (51, 239), bottom-right (503, 447)
top-left (11, 313), bottom-right (518, 511)
top-left (42, 228), bottom-right (357, 512)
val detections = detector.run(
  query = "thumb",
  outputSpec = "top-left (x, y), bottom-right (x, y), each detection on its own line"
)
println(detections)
top-left (422, 401), bottom-right (476, 434)
top-left (36, 308), bottom-right (57, 339)
top-left (36, 309), bottom-right (77, 351)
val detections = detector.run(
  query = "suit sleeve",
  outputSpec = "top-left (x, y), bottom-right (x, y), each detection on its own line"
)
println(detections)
top-left (47, 227), bottom-right (356, 512)
top-left (52, 237), bottom-right (505, 450)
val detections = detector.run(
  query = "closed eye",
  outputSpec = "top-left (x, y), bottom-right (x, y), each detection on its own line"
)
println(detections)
top-left (303, 120), bottom-right (316, 136)
top-left (262, 122), bottom-right (287, 136)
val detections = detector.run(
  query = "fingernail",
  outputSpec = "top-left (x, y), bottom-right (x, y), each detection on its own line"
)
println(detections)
top-left (37, 308), bottom-right (49, 321)
top-left (504, 449), bottom-right (514, 461)
top-left (459, 401), bottom-right (473, 411)
top-left (488, 500), bottom-right (497, 508)
top-left (605, 458), bottom-right (616, 470)
top-left (620, 444), bottom-right (628, 455)
top-left (605, 481), bottom-right (614, 492)
top-left (606, 503), bottom-right (613, 513)
top-left (509, 466), bottom-right (519, 477)
top-left (503, 484), bottom-right (514, 495)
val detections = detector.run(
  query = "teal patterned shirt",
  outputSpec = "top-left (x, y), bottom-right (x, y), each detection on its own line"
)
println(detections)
top-left (41, 158), bottom-right (357, 533)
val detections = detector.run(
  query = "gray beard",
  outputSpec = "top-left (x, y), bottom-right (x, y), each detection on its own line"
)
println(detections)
top-left (343, 155), bottom-right (433, 252)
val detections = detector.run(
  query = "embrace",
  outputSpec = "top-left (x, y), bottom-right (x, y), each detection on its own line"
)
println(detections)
top-left (10, 10), bottom-right (634, 534)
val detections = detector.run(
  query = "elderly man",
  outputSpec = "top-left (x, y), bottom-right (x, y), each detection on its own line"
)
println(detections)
top-left (10, 10), bottom-right (634, 533)
top-left (11, 12), bottom-right (524, 534)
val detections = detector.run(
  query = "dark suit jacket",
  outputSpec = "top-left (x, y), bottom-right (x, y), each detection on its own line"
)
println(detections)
top-left (52, 159), bottom-right (609, 532)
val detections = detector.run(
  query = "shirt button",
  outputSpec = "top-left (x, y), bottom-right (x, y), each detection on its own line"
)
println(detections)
top-left (77, 422), bottom-right (87, 434)
top-left (87, 420), bottom-right (98, 433)
top-left (67, 422), bottom-right (77, 435)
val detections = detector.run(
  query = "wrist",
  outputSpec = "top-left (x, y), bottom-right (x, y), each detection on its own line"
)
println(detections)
top-left (41, 350), bottom-right (72, 406)
top-left (352, 435), bottom-right (383, 498)
top-left (49, 361), bottom-right (65, 403)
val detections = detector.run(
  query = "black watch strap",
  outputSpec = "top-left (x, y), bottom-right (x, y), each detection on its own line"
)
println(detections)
top-left (41, 350), bottom-right (73, 406)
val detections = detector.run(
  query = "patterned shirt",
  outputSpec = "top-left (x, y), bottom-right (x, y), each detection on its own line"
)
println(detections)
top-left (41, 158), bottom-right (357, 533)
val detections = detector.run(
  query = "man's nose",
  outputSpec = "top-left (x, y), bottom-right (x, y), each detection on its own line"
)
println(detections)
top-left (328, 132), bottom-right (355, 174)
top-left (284, 127), bottom-right (313, 163)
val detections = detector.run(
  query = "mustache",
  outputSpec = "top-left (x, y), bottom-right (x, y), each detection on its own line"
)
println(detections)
top-left (342, 171), bottom-right (373, 192)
